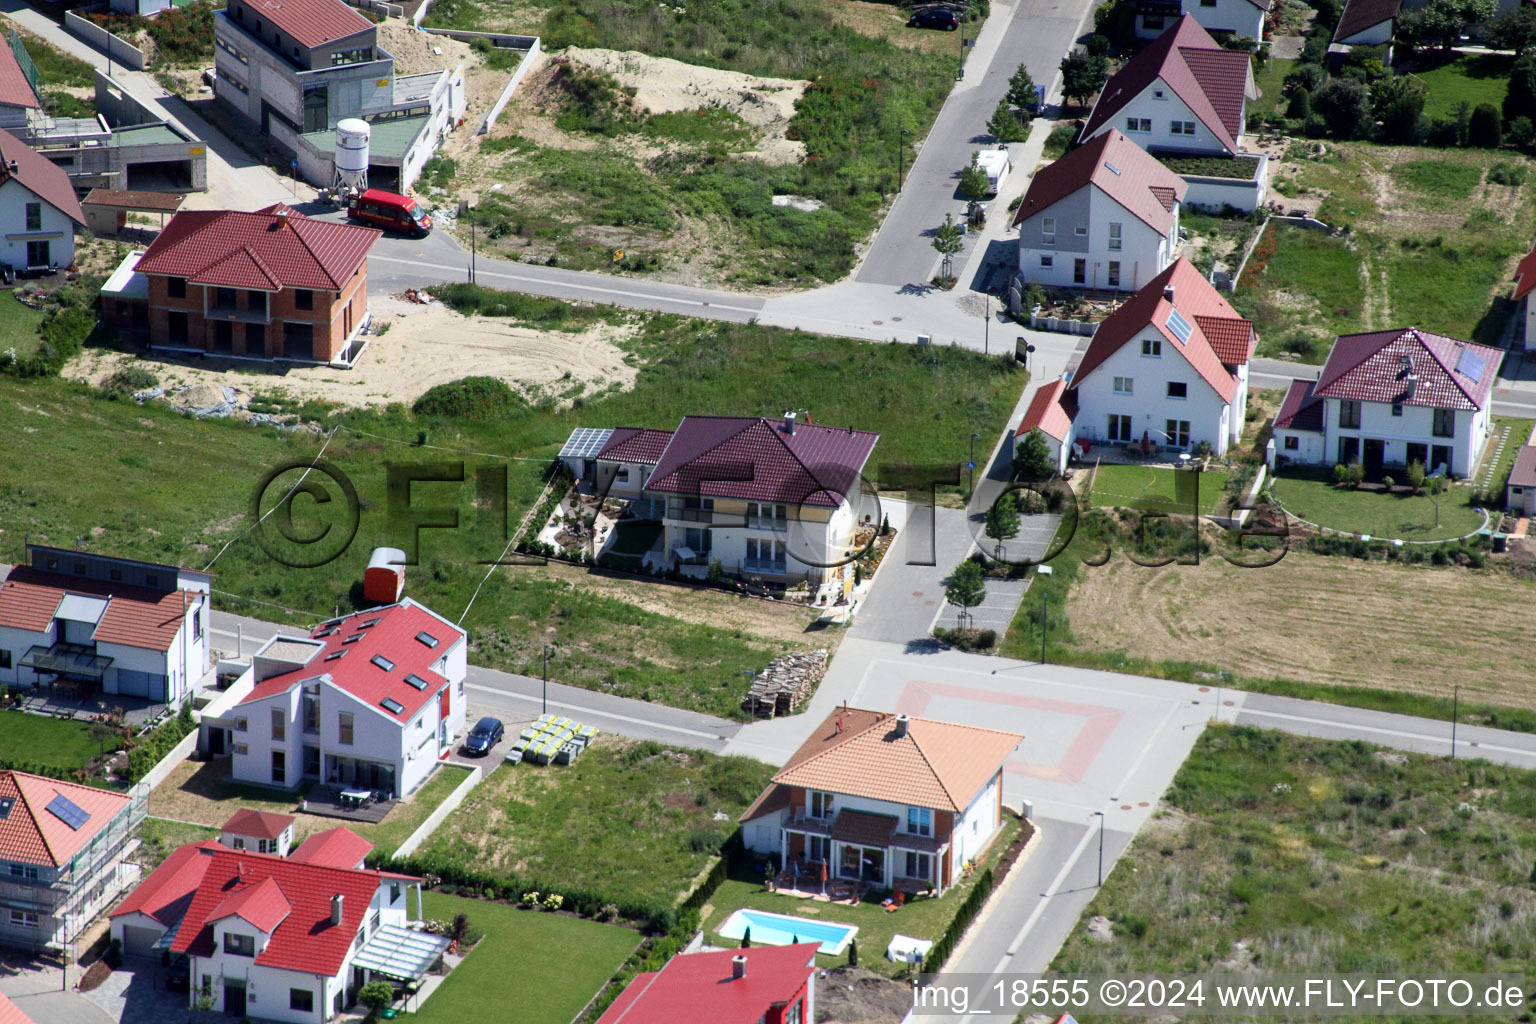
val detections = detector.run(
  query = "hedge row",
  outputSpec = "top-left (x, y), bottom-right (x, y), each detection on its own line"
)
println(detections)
top-left (126, 709), bottom-right (195, 782)
top-left (0, 755), bottom-right (77, 783)
top-left (923, 865), bottom-right (994, 974)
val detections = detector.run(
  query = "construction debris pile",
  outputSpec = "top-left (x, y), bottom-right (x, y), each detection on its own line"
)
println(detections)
top-left (741, 649), bottom-right (829, 718)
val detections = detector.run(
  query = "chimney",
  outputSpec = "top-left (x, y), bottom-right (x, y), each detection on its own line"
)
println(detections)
top-left (7, 159), bottom-right (16, 174)
top-left (783, 411), bottom-right (796, 435)
top-left (275, 208), bottom-right (289, 229)
top-left (804, 411), bottom-right (812, 425)
top-left (330, 894), bottom-right (344, 926)
top-left (1405, 372), bottom-right (1417, 400)
top-left (895, 714), bottom-right (909, 738)
top-left (731, 954), bottom-right (747, 980)
top-left (1163, 285), bottom-right (1175, 303)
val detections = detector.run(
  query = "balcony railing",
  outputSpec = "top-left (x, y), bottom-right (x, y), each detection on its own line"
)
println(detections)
top-left (667, 506), bottom-right (714, 524)
top-left (784, 812), bottom-right (834, 835)
top-left (743, 559), bottom-right (788, 574)
top-left (746, 515), bottom-right (789, 531)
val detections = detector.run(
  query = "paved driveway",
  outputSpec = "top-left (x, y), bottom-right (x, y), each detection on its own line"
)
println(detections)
top-left (938, 513), bottom-right (1061, 635)
top-left (850, 507), bottom-right (977, 644)
top-left (0, 958), bottom-right (184, 1024)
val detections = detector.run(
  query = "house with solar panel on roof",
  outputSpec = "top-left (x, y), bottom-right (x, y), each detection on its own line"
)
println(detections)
top-left (0, 770), bottom-right (146, 952)
top-left (558, 414), bottom-right (879, 585)
top-left (214, 599), bottom-right (467, 800)
top-left (1270, 329), bottom-right (1502, 478)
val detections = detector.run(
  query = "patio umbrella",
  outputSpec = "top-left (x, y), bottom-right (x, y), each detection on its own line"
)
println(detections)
top-left (820, 858), bottom-right (828, 895)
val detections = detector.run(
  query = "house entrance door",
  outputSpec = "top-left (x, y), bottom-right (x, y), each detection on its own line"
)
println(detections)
top-left (1363, 439), bottom-right (1385, 476)
top-left (224, 982), bottom-right (246, 1017)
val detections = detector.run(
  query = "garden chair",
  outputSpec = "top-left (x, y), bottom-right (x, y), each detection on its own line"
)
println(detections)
top-left (882, 890), bottom-right (906, 913)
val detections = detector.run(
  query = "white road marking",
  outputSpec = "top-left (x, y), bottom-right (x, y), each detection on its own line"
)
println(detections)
top-left (1239, 707), bottom-right (1534, 759)
top-left (464, 682), bottom-right (725, 741)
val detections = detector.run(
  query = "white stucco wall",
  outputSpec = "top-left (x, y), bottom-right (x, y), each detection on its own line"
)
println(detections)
top-left (1137, 0), bottom-right (1266, 39)
top-left (1018, 185), bottom-right (1176, 292)
top-left (1319, 398), bottom-right (1488, 476)
top-left (951, 772), bottom-right (1002, 872)
top-left (1071, 324), bottom-right (1234, 454)
top-left (0, 178), bottom-right (76, 271)
top-left (1335, 18), bottom-right (1394, 44)
top-left (1085, 77), bottom-right (1240, 156)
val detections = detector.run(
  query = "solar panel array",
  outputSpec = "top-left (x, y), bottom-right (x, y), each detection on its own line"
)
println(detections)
top-left (46, 793), bottom-right (91, 831)
top-left (1166, 311), bottom-right (1193, 344)
top-left (558, 428), bottom-right (614, 460)
top-left (1455, 348), bottom-right (1486, 383)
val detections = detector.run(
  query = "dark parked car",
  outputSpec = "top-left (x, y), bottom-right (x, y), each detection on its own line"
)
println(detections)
top-left (908, 7), bottom-right (960, 29)
top-left (463, 717), bottom-right (504, 756)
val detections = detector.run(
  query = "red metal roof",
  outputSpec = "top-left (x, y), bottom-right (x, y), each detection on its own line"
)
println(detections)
top-left (0, 771), bottom-right (133, 868)
top-left (1018, 379), bottom-right (1074, 442)
top-left (221, 808), bottom-right (295, 841)
top-left (0, 992), bottom-right (33, 1024)
top-left (1080, 17), bottom-right (1251, 155)
top-left (136, 203), bottom-right (379, 292)
top-left (1274, 379), bottom-right (1323, 432)
top-left (289, 826), bottom-right (373, 868)
top-left (172, 847), bottom-right (404, 974)
top-left (1314, 329), bottom-right (1500, 411)
top-left (1011, 129), bottom-right (1187, 234)
top-left (595, 945), bottom-right (816, 1024)
top-left (0, 565), bottom-right (198, 652)
top-left (645, 416), bottom-right (878, 508)
top-left (0, 40), bottom-right (39, 111)
top-left (247, 0), bottom-right (374, 50)
top-left (0, 130), bottom-right (84, 227)
top-left (598, 427), bottom-right (675, 464)
top-left (109, 840), bottom-right (222, 926)
top-left (1514, 242), bottom-right (1536, 302)
top-left (239, 600), bottom-right (463, 723)
top-left (1333, 0), bottom-right (1401, 41)
top-left (1069, 258), bottom-right (1246, 403)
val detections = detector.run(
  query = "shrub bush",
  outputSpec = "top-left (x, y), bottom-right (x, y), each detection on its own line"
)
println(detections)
top-left (98, 365), bottom-right (160, 400)
top-left (1467, 103), bottom-right (1502, 148)
top-left (412, 376), bottom-right (520, 420)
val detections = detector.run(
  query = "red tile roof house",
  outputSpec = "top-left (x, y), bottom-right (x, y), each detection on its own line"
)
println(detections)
top-left (1, 129), bottom-right (86, 274)
top-left (739, 708), bottom-right (1023, 896)
top-left (1513, 240), bottom-right (1536, 353)
top-left (114, 203), bottom-right (379, 366)
top-left (1028, 257), bottom-right (1255, 458)
top-left (558, 414), bottom-right (880, 585)
top-left (214, 599), bottom-right (467, 801)
top-left (1016, 378), bottom-right (1078, 476)
top-left (1078, 17), bottom-right (1267, 211)
top-left (0, 991), bottom-right (33, 1024)
top-left (1013, 128), bottom-right (1187, 294)
top-left (1135, 0), bottom-right (1270, 43)
top-left (0, 544), bottom-right (214, 707)
top-left (165, 845), bottom-right (442, 1022)
top-left (597, 944), bottom-right (818, 1024)
top-left (219, 809), bottom-right (297, 856)
top-left (1268, 328), bottom-right (1502, 479)
top-left (1331, 0), bottom-right (1401, 45)
top-left (0, 770), bottom-right (145, 952)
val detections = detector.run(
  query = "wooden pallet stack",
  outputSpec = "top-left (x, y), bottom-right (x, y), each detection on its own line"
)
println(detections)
top-left (741, 649), bottom-right (829, 718)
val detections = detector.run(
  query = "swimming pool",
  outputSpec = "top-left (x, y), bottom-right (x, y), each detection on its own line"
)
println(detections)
top-left (717, 908), bottom-right (859, 957)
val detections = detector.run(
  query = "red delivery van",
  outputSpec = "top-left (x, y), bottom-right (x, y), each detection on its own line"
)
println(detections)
top-left (348, 188), bottom-right (432, 237)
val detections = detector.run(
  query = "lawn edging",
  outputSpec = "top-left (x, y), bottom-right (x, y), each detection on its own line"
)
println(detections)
top-left (941, 814), bottom-right (1042, 971)
top-left (924, 813), bottom-right (1036, 973)
top-left (393, 763), bottom-right (483, 858)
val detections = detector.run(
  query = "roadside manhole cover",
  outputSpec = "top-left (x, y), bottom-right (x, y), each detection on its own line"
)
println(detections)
top-left (1224, 700), bottom-right (1235, 706)
top-left (924, 600), bottom-right (936, 606)
top-left (872, 320), bottom-right (883, 325)
top-left (1120, 805), bottom-right (1132, 810)
top-left (912, 591), bottom-right (924, 597)
top-left (1138, 801), bottom-right (1149, 807)
top-left (892, 316), bottom-right (903, 321)
top-left (1198, 686), bottom-right (1210, 692)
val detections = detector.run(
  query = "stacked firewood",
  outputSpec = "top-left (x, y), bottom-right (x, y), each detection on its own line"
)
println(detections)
top-left (741, 649), bottom-right (829, 718)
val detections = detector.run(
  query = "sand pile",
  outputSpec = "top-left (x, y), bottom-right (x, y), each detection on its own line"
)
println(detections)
top-left (377, 22), bottom-right (476, 75)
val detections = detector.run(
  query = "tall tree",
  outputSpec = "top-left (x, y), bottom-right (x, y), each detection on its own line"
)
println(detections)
top-left (1506, 55), bottom-right (1536, 125)
top-left (944, 559), bottom-right (987, 629)
top-left (1313, 77), bottom-right (1372, 139)
top-left (1487, 6), bottom-right (1536, 54)
top-left (1419, 0), bottom-right (1496, 50)
top-left (1006, 61), bottom-right (1038, 112)
top-left (1060, 52), bottom-right (1110, 109)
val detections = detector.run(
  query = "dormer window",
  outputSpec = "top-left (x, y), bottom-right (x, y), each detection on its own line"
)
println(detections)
top-left (224, 933), bottom-right (255, 957)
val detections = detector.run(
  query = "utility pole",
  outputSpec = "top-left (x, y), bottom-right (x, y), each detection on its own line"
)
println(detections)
top-left (1450, 683), bottom-right (1459, 759)
top-left (1093, 811), bottom-right (1105, 886)
top-left (542, 644), bottom-right (552, 715)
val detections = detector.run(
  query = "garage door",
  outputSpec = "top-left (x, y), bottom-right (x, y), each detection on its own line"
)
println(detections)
top-left (114, 670), bottom-right (168, 700)
top-left (121, 924), bottom-right (162, 959)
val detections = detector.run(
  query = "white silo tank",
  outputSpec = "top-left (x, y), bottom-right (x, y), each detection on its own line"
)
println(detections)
top-left (333, 118), bottom-right (370, 195)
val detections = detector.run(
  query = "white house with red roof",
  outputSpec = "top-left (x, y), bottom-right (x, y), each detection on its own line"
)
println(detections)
top-left (597, 944), bottom-right (817, 1024)
top-left (0, 544), bottom-right (213, 705)
top-left (560, 414), bottom-right (880, 584)
top-left (221, 599), bottom-right (466, 800)
top-left (1013, 129), bottom-right (1187, 293)
top-left (1513, 240), bottom-right (1536, 352)
top-left (1136, 0), bottom-right (1270, 42)
top-left (1, 129), bottom-right (86, 274)
top-left (1269, 329), bottom-right (1501, 477)
top-left (1016, 379), bottom-right (1077, 476)
top-left (109, 838), bottom-right (223, 957)
top-left (1038, 257), bottom-right (1255, 457)
top-left (219, 809), bottom-right (296, 856)
top-left (168, 846), bottom-right (441, 1022)
top-left (0, 770), bottom-right (145, 951)
top-left (0, 42), bottom-right (40, 137)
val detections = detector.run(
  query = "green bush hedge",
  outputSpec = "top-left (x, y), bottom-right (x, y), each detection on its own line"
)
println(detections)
top-left (127, 712), bottom-right (196, 782)
top-left (412, 376), bottom-right (521, 420)
top-left (923, 865), bottom-right (993, 973)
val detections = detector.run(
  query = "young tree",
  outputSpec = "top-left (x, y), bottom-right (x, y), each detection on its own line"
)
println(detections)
top-left (1505, 55), bottom-right (1536, 125)
top-left (1468, 102), bottom-right (1503, 147)
top-left (1371, 75), bottom-right (1427, 143)
top-left (1013, 428), bottom-right (1054, 480)
top-left (932, 213), bottom-right (964, 277)
top-left (1406, 458), bottom-right (1426, 494)
top-left (1006, 62), bottom-right (1038, 112)
top-left (1426, 473), bottom-right (1448, 528)
top-left (1312, 77), bottom-right (1373, 139)
top-left (1287, 86), bottom-right (1312, 119)
top-left (1510, 115), bottom-right (1536, 152)
top-left (1060, 52), bottom-right (1110, 109)
top-left (944, 559), bottom-right (987, 629)
top-left (959, 153), bottom-right (991, 201)
top-left (984, 498), bottom-right (1020, 553)
top-left (988, 97), bottom-right (1027, 142)
top-left (89, 721), bottom-right (116, 758)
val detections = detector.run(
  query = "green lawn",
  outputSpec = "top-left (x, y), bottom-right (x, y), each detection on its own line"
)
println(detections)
top-left (136, 817), bottom-right (220, 870)
top-left (1088, 465), bottom-right (1228, 514)
top-left (0, 711), bottom-right (121, 771)
top-left (13, 29), bottom-right (96, 88)
top-left (1477, 417), bottom-right (1535, 505)
top-left (1269, 467), bottom-right (1484, 540)
top-left (1413, 53), bottom-right (1515, 119)
top-left (1250, 57), bottom-right (1296, 118)
top-left (1237, 224), bottom-right (1365, 359)
top-left (701, 816), bottom-right (1021, 979)
top-left (1044, 726), bottom-right (1536, 1007)
top-left (0, 315), bottom-right (1023, 717)
top-left (0, 293), bottom-right (46, 361)
top-left (345, 764), bottom-right (472, 857)
top-left (407, 892), bottom-right (639, 1024)
top-left (416, 738), bottom-right (773, 910)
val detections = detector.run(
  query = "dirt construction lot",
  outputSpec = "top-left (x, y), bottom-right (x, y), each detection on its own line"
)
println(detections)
top-left (1068, 552), bottom-right (1536, 709)
top-left (66, 297), bottom-right (640, 410)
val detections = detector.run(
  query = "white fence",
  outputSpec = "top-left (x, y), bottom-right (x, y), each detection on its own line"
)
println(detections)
top-left (136, 727), bottom-right (199, 792)
top-left (476, 38), bottom-right (539, 134)
top-left (345, 0), bottom-right (404, 15)
top-left (65, 9), bottom-right (146, 71)
top-left (392, 763), bottom-right (483, 858)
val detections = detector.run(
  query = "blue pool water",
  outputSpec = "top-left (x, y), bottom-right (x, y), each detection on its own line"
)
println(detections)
top-left (718, 908), bottom-right (859, 956)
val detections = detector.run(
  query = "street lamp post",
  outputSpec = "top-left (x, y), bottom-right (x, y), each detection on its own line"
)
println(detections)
top-left (898, 128), bottom-right (911, 191)
top-left (1037, 564), bottom-right (1053, 664)
top-left (983, 293), bottom-right (990, 356)
top-left (1451, 683), bottom-right (1460, 759)
top-left (542, 644), bottom-right (553, 715)
top-left (969, 432), bottom-right (981, 497)
top-left (1093, 811), bottom-right (1105, 886)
